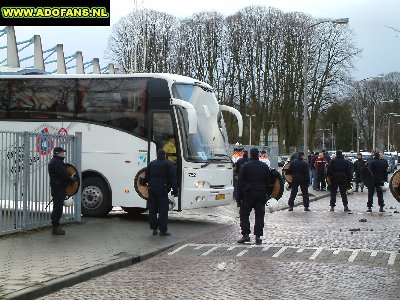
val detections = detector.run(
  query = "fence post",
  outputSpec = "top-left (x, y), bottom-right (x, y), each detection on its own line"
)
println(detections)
top-left (14, 133), bottom-right (20, 229)
top-left (74, 132), bottom-right (82, 222)
top-left (22, 131), bottom-right (30, 229)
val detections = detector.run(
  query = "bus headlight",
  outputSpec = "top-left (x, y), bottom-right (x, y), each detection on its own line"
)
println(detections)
top-left (195, 181), bottom-right (205, 188)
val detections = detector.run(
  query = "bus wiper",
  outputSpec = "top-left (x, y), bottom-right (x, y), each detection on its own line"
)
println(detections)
top-left (201, 156), bottom-right (231, 168)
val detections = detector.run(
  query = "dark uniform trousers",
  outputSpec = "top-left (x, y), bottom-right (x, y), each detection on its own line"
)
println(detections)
top-left (148, 186), bottom-right (169, 233)
top-left (367, 186), bottom-right (384, 208)
top-left (288, 183), bottom-right (310, 207)
top-left (329, 182), bottom-right (349, 207)
top-left (239, 193), bottom-right (265, 237)
top-left (51, 189), bottom-right (66, 227)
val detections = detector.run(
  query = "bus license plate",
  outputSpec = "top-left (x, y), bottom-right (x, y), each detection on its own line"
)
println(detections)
top-left (215, 194), bottom-right (225, 200)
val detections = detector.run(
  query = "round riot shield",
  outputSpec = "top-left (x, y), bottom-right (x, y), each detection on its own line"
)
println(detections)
top-left (65, 163), bottom-right (80, 197)
top-left (282, 162), bottom-right (292, 183)
top-left (268, 168), bottom-right (284, 200)
top-left (134, 167), bottom-right (149, 200)
top-left (389, 169), bottom-right (400, 202)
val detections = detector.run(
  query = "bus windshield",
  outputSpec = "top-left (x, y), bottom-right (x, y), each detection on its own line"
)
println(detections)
top-left (173, 83), bottom-right (229, 163)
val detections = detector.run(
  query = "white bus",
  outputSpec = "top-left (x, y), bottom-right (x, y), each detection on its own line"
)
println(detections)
top-left (0, 73), bottom-right (243, 217)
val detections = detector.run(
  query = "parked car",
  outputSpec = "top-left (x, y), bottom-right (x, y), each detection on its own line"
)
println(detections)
top-left (278, 155), bottom-right (289, 167)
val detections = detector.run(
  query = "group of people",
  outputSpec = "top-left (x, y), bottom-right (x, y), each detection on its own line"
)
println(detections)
top-left (289, 150), bottom-right (389, 213)
top-left (48, 139), bottom-right (390, 249)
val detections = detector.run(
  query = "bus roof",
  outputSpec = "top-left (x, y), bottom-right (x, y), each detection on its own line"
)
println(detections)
top-left (0, 72), bottom-right (213, 89)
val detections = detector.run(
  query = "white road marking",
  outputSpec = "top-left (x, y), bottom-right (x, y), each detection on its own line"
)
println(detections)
top-left (297, 248), bottom-right (304, 253)
top-left (333, 249), bottom-right (341, 255)
top-left (370, 251), bottom-right (378, 257)
top-left (348, 249), bottom-right (360, 262)
top-left (168, 244), bottom-right (190, 255)
top-left (201, 246), bottom-right (219, 256)
top-left (309, 247), bottom-right (324, 260)
top-left (272, 246), bottom-right (288, 258)
top-left (388, 252), bottom-right (397, 265)
top-left (236, 249), bottom-right (248, 257)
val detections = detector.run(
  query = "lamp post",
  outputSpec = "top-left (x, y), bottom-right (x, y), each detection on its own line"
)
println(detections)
top-left (246, 114), bottom-right (256, 145)
top-left (387, 113), bottom-right (400, 151)
top-left (373, 100), bottom-right (394, 151)
top-left (303, 18), bottom-right (349, 155)
top-left (317, 129), bottom-right (330, 149)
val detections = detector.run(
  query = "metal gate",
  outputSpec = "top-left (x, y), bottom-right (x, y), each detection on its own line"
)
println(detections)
top-left (0, 131), bottom-right (82, 235)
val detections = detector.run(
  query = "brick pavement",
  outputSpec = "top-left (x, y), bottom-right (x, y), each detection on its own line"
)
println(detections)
top-left (38, 189), bottom-right (400, 300)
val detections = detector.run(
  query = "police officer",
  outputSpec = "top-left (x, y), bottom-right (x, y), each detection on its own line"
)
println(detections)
top-left (327, 150), bottom-right (352, 212)
top-left (237, 148), bottom-right (270, 245)
top-left (367, 152), bottom-right (388, 212)
top-left (233, 150), bottom-right (249, 205)
top-left (353, 153), bottom-right (366, 192)
top-left (48, 146), bottom-right (75, 235)
top-left (287, 152), bottom-right (310, 211)
top-left (145, 149), bottom-right (178, 236)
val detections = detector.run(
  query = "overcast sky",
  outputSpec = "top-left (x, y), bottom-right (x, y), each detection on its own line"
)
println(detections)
top-left (5, 0), bottom-right (399, 80)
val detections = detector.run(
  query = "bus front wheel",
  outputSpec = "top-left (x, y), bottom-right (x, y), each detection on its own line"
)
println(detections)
top-left (81, 177), bottom-right (112, 217)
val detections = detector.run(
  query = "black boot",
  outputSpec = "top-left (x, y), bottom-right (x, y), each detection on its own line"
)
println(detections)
top-left (344, 206), bottom-right (351, 212)
top-left (255, 236), bottom-right (262, 245)
top-left (152, 229), bottom-right (158, 235)
top-left (379, 206), bottom-right (385, 212)
top-left (237, 235), bottom-right (250, 244)
top-left (52, 226), bottom-right (65, 235)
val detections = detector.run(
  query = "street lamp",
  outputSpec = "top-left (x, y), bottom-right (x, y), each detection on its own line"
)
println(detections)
top-left (373, 100), bottom-right (394, 151)
top-left (387, 113), bottom-right (400, 151)
top-left (303, 18), bottom-right (349, 154)
top-left (246, 114), bottom-right (256, 145)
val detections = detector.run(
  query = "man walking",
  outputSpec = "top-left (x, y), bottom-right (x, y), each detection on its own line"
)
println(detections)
top-left (237, 148), bottom-right (271, 245)
top-left (367, 152), bottom-right (388, 212)
top-left (327, 150), bottom-right (352, 212)
top-left (145, 149), bottom-right (178, 236)
top-left (287, 152), bottom-right (310, 211)
top-left (48, 147), bottom-right (75, 235)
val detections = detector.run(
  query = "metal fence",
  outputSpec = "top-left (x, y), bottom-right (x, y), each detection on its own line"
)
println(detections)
top-left (0, 131), bottom-right (82, 235)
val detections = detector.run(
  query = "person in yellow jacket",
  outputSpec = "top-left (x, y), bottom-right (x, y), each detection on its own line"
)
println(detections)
top-left (163, 135), bottom-right (177, 163)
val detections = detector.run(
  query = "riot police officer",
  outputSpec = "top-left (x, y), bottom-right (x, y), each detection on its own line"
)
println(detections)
top-left (145, 149), bottom-right (178, 236)
top-left (48, 146), bottom-right (75, 235)
top-left (287, 152), bottom-right (310, 211)
top-left (237, 148), bottom-right (270, 245)
top-left (353, 153), bottom-right (366, 192)
top-left (367, 152), bottom-right (388, 212)
top-left (327, 150), bottom-right (352, 212)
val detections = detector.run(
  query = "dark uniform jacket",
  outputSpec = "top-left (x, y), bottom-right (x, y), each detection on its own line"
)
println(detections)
top-left (234, 156), bottom-right (249, 177)
top-left (48, 156), bottom-right (72, 191)
top-left (238, 158), bottom-right (270, 200)
top-left (288, 158), bottom-right (310, 185)
top-left (368, 158), bottom-right (388, 186)
top-left (353, 159), bottom-right (366, 175)
top-left (145, 159), bottom-right (177, 194)
top-left (327, 156), bottom-right (352, 183)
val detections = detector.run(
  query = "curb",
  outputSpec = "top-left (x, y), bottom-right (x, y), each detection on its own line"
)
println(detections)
top-left (275, 192), bottom-right (331, 211)
top-left (4, 244), bottom-right (176, 300)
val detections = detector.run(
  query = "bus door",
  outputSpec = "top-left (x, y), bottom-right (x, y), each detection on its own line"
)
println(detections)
top-left (149, 111), bottom-right (181, 210)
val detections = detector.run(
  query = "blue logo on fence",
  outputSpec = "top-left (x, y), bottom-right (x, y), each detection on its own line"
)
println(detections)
top-left (36, 128), bottom-right (54, 155)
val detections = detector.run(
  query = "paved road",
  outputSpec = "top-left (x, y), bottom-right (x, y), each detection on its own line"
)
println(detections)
top-left (40, 190), bottom-right (400, 300)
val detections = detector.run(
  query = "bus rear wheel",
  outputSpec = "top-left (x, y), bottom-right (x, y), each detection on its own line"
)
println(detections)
top-left (81, 177), bottom-right (112, 217)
